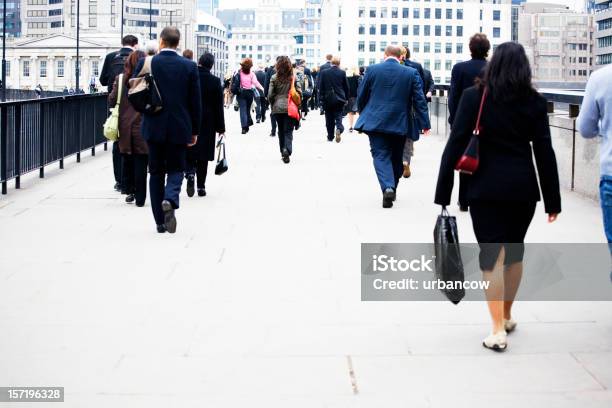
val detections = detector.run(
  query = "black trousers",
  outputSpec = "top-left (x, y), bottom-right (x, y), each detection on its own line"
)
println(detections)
top-left (469, 200), bottom-right (537, 271)
top-left (112, 142), bottom-right (122, 185)
top-left (274, 113), bottom-right (294, 155)
top-left (147, 142), bottom-right (187, 226)
top-left (186, 149), bottom-right (209, 189)
top-left (121, 153), bottom-right (148, 206)
top-left (270, 112), bottom-right (278, 135)
top-left (324, 109), bottom-right (344, 140)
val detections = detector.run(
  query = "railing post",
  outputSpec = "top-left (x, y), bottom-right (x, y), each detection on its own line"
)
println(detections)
top-left (1, 105), bottom-right (7, 194)
top-left (39, 102), bottom-right (45, 178)
top-left (91, 98), bottom-right (96, 157)
top-left (569, 104), bottom-right (579, 192)
top-left (14, 104), bottom-right (21, 189)
top-left (59, 99), bottom-right (65, 170)
top-left (76, 99), bottom-right (81, 163)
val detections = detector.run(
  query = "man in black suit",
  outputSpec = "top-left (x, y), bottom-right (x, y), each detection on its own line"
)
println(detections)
top-left (401, 47), bottom-right (427, 178)
top-left (99, 34), bottom-right (138, 193)
top-left (448, 33), bottom-right (490, 211)
top-left (317, 54), bottom-right (333, 115)
top-left (423, 69), bottom-right (435, 102)
top-left (264, 57), bottom-right (281, 136)
top-left (318, 56), bottom-right (349, 143)
top-left (134, 27), bottom-right (201, 234)
top-left (448, 33), bottom-right (489, 125)
top-left (255, 66), bottom-right (267, 123)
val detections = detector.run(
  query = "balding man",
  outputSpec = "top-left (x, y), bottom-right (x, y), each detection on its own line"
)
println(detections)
top-left (355, 45), bottom-right (430, 208)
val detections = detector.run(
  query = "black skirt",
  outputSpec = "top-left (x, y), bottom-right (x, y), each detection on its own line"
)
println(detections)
top-left (469, 200), bottom-right (537, 270)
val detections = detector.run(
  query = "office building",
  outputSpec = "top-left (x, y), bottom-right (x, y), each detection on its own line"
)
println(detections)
top-left (218, 0), bottom-right (302, 70)
top-left (195, 10), bottom-right (228, 77)
top-left (518, 2), bottom-right (592, 86)
top-left (197, 0), bottom-right (218, 15)
top-left (593, 0), bottom-right (612, 66)
top-left (20, 0), bottom-right (197, 50)
top-left (298, 0), bottom-right (322, 68)
top-left (319, 0), bottom-right (512, 85)
top-left (1, 1), bottom-right (21, 37)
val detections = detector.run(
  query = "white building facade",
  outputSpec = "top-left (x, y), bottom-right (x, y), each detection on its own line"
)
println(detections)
top-left (298, 0), bottom-right (322, 68)
top-left (194, 11), bottom-right (228, 77)
top-left (218, 0), bottom-right (302, 71)
top-left (3, 34), bottom-right (116, 91)
top-left (20, 0), bottom-right (197, 50)
top-left (319, 0), bottom-right (512, 85)
top-left (518, 3), bottom-right (592, 86)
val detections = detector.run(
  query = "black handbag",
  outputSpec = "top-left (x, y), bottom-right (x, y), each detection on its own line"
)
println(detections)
top-left (215, 135), bottom-right (228, 176)
top-left (433, 206), bottom-right (465, 304)
top-left (127, 56), bottom-right (163, 115)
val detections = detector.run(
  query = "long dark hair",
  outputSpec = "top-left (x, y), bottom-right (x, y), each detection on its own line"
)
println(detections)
top-left (479, 42), bottom-right (535, 103)
top-left (124, 50), bottom-right (145, 86)
top-left (275, 56), bottom-right (292, 83)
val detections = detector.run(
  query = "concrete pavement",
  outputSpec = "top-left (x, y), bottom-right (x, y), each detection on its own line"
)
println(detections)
top-left (0, 108), bottom-right (611, 407)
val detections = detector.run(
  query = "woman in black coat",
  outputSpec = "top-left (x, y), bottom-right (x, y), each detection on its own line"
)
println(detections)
top-left (185, 52), bottom-right (226, 197)
top-left (434, 42), bottom-right (561, 351)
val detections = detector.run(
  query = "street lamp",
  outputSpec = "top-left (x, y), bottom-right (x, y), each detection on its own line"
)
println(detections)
top-left (149, 0), bottom-right (152, 40)
top-left (75, 0), bottom-right (80, 91)
top-left (2, 0), bottom-right (7, 101)
top-left (120, 0), bottom-right (124, 39)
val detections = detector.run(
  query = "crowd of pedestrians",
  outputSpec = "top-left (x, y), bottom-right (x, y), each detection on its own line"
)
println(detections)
top-left (99, 28), bottom-right (612, 351)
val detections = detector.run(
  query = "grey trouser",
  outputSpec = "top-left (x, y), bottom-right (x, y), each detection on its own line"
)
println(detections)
top-left (403, 139), bottom-right (414, 164)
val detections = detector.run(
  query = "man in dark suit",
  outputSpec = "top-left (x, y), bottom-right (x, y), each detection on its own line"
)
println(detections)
top-left (264, 57), bottom-right (280, 137)
top-left (317, 54), bottom-right (333, 115)
top-left (255, 66), bottom-right (267, 123)
top-left (423, 69), bottom-right (435, 102)
top-left (134, 27), bottom-right (201, 233)
top-left (400, 47), bottom-right (427, 179)
top-left (318, 56), bottom-right (349, 143)
top-left (99, 34), bottom-right (138, 193)
top-left (448, 33), bottom-right (490, 211)
top-left (355, 45), bottom-right (430, 208)
top-left (448, 33), bottom-right (489, 125)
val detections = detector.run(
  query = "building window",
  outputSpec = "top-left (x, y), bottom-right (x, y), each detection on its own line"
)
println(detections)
top-left (392, 8), bottom-right (398, 18)
top-left (446, 8), bottom-right (452, 19)
top-left (370, 25), bottom-right (376, 35)
top-left (358, 25), bottom-right (365, 35)
top-left (4, 61), bottom-right (10, 77)
top-left (445, 43), bottom-right (452, 53)
top-left (57, 60), bottom-right (64, 77)
top-left (92, 60), bottom-right (99, 77)
top-left (445, 60), bottom-right (452, 70)
top-left (424, 42), bottom-right (431, 53)
top-left (456, 43), bottom-right (463, 54)
top-left (435, 25), bottom-right (441, 36)
top-left (402, 8), bottom-right (409, 18)
top-left (435, 42), bottom-right (441, 53)
top-left (424, 25), bottom-right (431, 36)
top-left (435, 8), bottom-right (441, 19)
top-left (358, 41), bottom-right (365, 52)
top-left (40, 60), bottom-right (47, 77)
top-left (23, 60), bottom-right (30, 77)
top-left (434, 60), bottom-right (441, 70)
top-left (381, 24), bottom-right (387, 35)
top-left (445, 25), bottom-right (452, 36)
top-left (49, 8), bottom-right (62, 16)
top-left (413, 25), bottom-right (420, 35)
top-left (369, 8), bottom-right (376, 18)
top-left (413, 42), bottom-right (420, 53)
top-left (457, 9), bottom-right (463, 20)
top-left (457, 26), bottom-right (463, 37)
top-left (413, 8), bottom-right (420, 19)
top-left (424, 8), bottom-right (430, 19)
top-left (493, 10), bottom-right (501, 21)
top-left (493, 27), bottom-right (500, 38)
top-left (358, 7), bottom-right (365, 18)
top-left (392, 24), bottom-right (398, 35)
top-left (402, 24), bottom-right (409, 36)
top-left (369, 42), bottom-right (376, 52)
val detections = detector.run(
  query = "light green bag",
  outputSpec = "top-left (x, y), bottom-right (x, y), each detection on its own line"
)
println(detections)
top-left (103, 74), bottom-right (123, 142)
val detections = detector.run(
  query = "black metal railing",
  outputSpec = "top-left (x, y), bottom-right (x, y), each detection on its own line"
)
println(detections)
top-left (0, 93), bottom-right (109, 195)
top-left (2, 88), bottom-right (66, 101)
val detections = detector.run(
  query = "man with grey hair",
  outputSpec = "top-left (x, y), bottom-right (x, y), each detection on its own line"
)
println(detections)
top-left (355, 44), bottom-right (430, 208)
top-left (144, 39), bottom-right (158, 56)
top-left (318, 56), bottom-right (349, 142)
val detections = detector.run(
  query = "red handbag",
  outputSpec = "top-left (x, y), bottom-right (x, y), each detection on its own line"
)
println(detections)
top-left (455, 88), bottom-right (488, 175)
top-left (287, 75), bottom-right (301, 121)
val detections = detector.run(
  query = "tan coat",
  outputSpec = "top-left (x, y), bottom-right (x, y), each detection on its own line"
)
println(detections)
top-left (108, 76), bottom-right (149, 155)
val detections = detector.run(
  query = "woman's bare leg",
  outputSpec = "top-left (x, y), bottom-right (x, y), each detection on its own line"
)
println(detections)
top-left (482, 247), bottom-right (506, 333)
top-left (503, 262), bottom-right (523, 320)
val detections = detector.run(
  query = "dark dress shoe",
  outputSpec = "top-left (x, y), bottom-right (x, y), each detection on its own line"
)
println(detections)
top-left (161, 200), bottom-right (177, 234)
top-left (270, 132), bottom-right (276, 137)
top-left (186, 176), bottom-right (195, 197)
top-left (281, 148), bottom-right (290, 164)
top-left (262, 117), bottom-right (266, 122)
top-left (136, 202), bottom-right (145, 208)
top-left (125, 194), bottom-right (135, 203)
top-left (256, 119), bottom-right (261, 123)
top-left (242, 128), bottom-right (248, 134)
top-left (157, 224), bottom-right (167, 233)
top-left (459, 205), bottom-right (469, 212)
top-left (198, 188), bottom-right (206, 197)
top-left (114, 182), bottom-right (121, 192)
top-left (382, 188), bottom-right (396, 208)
